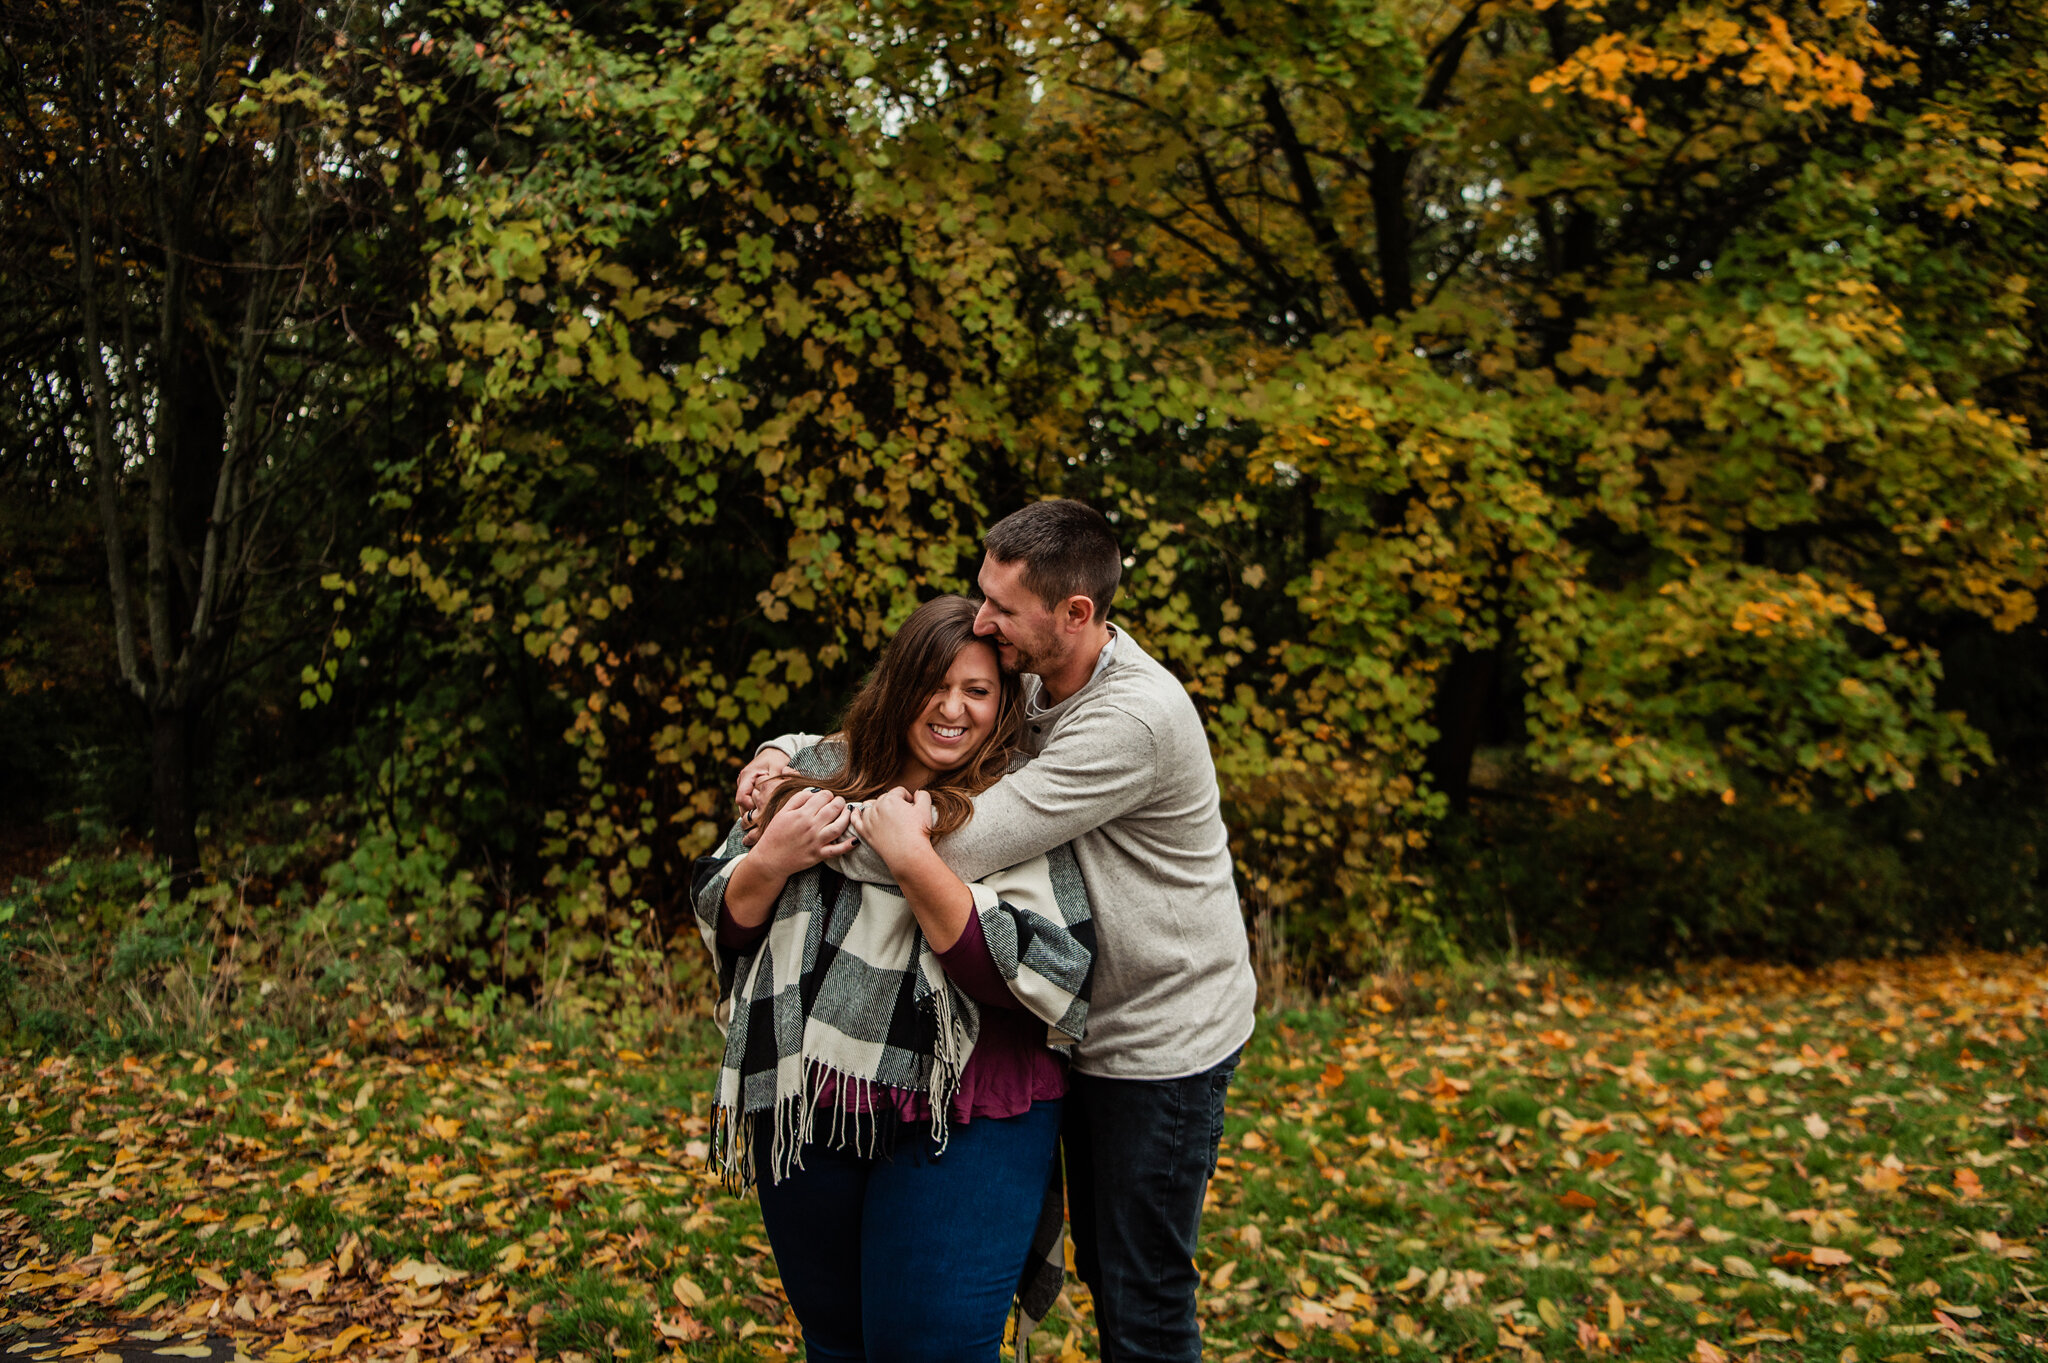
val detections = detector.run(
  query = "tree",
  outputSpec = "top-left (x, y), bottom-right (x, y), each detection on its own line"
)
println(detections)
top-left (0, 0), bottom-right (432, 874)
top-left (973, 1), bottom-right (2044, 909)
top-left (312, 0), bottom-right (2046, 981)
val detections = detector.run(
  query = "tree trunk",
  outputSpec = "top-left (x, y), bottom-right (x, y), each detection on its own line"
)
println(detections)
top-left (1424, 645), bottom-right (1498, 811)
top-left (150, 703), bottom-right (201, 880)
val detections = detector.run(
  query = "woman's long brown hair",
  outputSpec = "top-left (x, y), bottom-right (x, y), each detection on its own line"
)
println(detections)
top-left (759, 595), bottom-right (1022, 839)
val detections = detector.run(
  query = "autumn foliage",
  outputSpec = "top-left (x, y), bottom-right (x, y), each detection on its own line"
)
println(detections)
top-left (315, 0), bottom-right (2048, 979)
top-left (3, 0), bottom-right (2047, 988)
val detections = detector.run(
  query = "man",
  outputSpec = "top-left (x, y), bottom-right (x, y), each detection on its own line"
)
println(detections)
top-left (737, 498), bottom-right (1257, 1362)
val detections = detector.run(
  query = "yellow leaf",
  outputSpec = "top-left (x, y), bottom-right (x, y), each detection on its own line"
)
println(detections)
top-left (152, 1350), bottom-right (214, 1359)
top-left (389, 1258), bottom-right (466, 1287)
top-left (1537, 1297), bottom-right (1565, 1328)
top-left (195, 1268), bottom-right (229, 1292)
top-left (1866, 1237), bottom-right (1904, 1258)
top-left (274, 1263), bottom-right (333, 1298)
top-left (324, 1325), bottom-right (373, 1356)
top-left (1607, 1291), bottom-right (1626, 1332)
top-left (673, 1274), bottom-right (707, 1308)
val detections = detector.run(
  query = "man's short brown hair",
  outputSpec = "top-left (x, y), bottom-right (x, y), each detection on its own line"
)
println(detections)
top-left (983, 499), bottom-right (1122, 620)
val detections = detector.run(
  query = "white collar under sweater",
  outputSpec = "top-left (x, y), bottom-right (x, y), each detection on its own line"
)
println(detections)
top-left (1023, 627), bottom-right (1118, 722)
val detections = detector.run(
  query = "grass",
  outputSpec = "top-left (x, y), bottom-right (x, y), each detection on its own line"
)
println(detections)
top-left (0, 950), bottom-right (2043, 1361)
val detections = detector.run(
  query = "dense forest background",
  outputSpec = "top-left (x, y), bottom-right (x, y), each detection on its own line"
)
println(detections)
top-left (3, 0), bottom-right (2046, 1045)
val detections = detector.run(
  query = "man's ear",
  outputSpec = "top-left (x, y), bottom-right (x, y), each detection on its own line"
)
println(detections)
top-left (1060, 593), bottom-right (1097, 633)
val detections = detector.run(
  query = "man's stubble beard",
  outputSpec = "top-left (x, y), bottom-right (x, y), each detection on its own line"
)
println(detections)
top-left (998, 633), bottom-right (1063, 679)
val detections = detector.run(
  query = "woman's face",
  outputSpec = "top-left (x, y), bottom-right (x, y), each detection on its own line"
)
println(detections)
top-left (905, 641), bottom-right (1002, 775)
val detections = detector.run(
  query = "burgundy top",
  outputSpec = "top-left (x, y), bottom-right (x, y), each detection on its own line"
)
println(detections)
top-left (718, 905), bottom-right (1067, 1122)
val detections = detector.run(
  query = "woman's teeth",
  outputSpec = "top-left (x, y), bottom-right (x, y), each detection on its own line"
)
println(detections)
top-left (930, 725), bottom-right (966, 740)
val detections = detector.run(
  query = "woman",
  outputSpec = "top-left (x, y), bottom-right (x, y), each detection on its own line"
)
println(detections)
top-left (691, 595), bottom-right (1093, 1363)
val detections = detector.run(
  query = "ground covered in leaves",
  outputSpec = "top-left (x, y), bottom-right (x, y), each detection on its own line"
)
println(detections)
top-left (1, 952), bottom-right (2043, 1362)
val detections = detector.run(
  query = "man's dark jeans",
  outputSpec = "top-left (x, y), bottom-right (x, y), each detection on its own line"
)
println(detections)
top-left (1064, 1049), bottom-right (1240, 1363)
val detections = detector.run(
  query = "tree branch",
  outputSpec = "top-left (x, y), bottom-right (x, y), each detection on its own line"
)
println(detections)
top-left (1258, 77), bottom-right (1382, 322)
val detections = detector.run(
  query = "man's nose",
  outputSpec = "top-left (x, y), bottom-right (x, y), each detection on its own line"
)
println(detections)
top-left (972, 601), bottom-right (998, 636)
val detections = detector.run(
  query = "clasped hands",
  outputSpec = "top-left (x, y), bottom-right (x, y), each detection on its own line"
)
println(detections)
top-left (736, 749), bottom-right (934, 876)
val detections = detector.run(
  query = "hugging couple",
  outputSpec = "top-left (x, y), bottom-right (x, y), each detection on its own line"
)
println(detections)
top-left (691, 499), bottom-right (1258, 1362)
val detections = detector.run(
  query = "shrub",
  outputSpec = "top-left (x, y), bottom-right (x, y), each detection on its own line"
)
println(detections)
top-left (1431, 774), bottom-right (2046, 968)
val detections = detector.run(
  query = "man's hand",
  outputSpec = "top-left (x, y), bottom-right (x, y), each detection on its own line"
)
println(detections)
top-left (736, 747), bottom-right (793, 846)
top-left (849, 787), bottom-right (933, 870)
top-left (748, 788), bottom-right (856, 879)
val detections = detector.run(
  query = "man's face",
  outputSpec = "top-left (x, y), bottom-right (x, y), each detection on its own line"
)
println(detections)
top-left (973, 556), bottom-right (1066, 676)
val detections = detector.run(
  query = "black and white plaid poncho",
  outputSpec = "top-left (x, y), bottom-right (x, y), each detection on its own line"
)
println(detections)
top-left (690, 746), bottom-right (1095, 1353)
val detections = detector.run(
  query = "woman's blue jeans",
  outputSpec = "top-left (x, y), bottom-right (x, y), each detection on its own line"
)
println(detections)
top-left (754, 1099), bottom-right (1063, 1363)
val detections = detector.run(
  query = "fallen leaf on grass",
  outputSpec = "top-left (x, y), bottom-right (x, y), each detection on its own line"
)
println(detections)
top-left (274, 1262), bottom-right (332, 1297)
top-left (1766, 1268), bottom-right (1818, 1294)
top-left (386, 1259), bottom-right (464, 1287)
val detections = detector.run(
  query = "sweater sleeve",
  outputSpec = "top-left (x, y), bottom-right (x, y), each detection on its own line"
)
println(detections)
top-left (933, 909), bottom-right (1022, 1011)
top-left (758, 732), bottom-right (825, 757)
top-left (827, 701), bottom-right (1158, 886)
top-left (717, 900), bottom-right (770, 952)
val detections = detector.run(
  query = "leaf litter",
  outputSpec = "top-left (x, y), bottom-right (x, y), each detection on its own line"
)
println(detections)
top-left (1, 951), bottom-right (2042, 1361)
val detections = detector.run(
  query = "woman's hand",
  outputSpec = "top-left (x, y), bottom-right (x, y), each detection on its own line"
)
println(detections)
top-left (749, 788), bottom-right (856, 878)
top-left (852, 788), bottom-right (971, 950)
top-left (735, 749), bottom-right (794, 847)
top-left (849, 786), bottom-right (934, 871)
